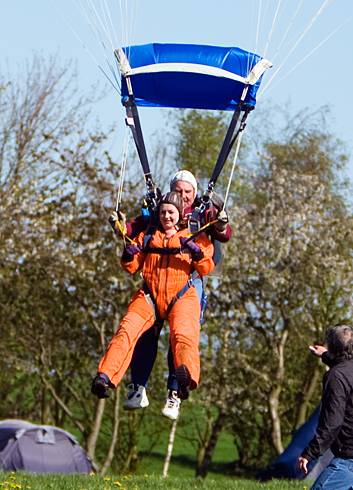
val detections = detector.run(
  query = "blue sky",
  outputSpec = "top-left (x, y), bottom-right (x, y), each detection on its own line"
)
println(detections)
top-left (1, 1), bottom-right (353, 176)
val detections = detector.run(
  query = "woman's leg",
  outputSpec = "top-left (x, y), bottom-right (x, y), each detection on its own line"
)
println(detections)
top-left (168, 289), bottom-right (201, 390)
top-left (98, 290), bottom-right (155, 387)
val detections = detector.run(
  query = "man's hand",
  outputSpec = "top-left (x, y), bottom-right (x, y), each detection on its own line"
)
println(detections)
top-left (214, 209), bottom-right (229, 232)
top-left (109, 210), bottom-right (126, 233)
top-left (298, 456), bottom-right (309, 475)
top-left (309, 345), bottom-right (327, 358)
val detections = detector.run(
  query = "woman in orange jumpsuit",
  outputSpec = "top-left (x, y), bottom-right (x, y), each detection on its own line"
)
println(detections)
top-left (91, 191), bottom-right (214, 399)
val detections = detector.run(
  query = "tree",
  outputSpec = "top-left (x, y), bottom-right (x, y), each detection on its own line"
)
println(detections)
top-left (172, 107), bottom-right (353, 475)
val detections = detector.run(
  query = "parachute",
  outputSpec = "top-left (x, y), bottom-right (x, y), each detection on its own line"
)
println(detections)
top-left (116, 43), bottom-right (271, 110)
top-left (115, 42), bottom-right (272, 224)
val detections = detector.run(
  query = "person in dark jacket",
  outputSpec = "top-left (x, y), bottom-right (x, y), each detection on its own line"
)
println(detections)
top-left (298, 324), bottom-right (353, 490)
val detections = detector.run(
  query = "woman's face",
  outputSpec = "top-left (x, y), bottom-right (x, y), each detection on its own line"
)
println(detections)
top-left (159, 203), bottom-right (180, 231)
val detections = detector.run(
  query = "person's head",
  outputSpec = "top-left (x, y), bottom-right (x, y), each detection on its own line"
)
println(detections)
top-left (170, 170), bottom-right (198, 208)
top-left (158, 191), bottom-right (184, 232)
top-left (326, 325), bottom-right (353, 359)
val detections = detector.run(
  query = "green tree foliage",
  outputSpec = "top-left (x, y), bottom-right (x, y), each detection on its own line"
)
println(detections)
top-left (173, 107), bottom-right (353, 475)
top-left (2, 54), bottom-right (353, 481)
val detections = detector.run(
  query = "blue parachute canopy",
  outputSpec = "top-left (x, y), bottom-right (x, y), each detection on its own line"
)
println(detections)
top-left (117, 43), bottom-right (271, 111)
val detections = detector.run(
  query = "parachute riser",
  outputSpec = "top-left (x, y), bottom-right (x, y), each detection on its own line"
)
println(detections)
top-left (189, 92), bottom-right (253, 234)
top-left (123, 95), bottom-right (161, 213)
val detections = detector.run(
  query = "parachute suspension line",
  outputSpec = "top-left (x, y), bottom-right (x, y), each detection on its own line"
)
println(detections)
top-left (115, 127), bottom-right (130, 212)
top-left (208, 85), bottom-right (251, 194)
top-left (79, 0), bottom-right (122, 91)
top-left (270, 0), bottom-right (305, 64)
top-left (265, 17), bottom-right (351, 96)
top-left (118, 0), bottom-right (137, 59)
top-left (52, 0), bottom-right (120, 94)
top-left (262, 0), bottom-right (283, 60)
top-left (254, 0), bottom-right (263, 57)
top-left (260, 0), bottom-right (334, 95)
top-left (223, 130), bottom-right (244, 210)
top-left (248, 0), bottom-right (263, 75)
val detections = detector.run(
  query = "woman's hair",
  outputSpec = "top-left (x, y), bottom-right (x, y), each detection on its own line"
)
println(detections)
top-left (159, 191), bottom-right (184, 219)
top-left (326, 325), bottom-right (353, 359)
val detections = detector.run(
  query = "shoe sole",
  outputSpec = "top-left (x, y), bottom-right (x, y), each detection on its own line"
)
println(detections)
top-left (161, 409), bottom-right (178, 421)
top-left (175, 365), bottom-right (191, 400)
top-left (123, 401), bottom-right (149, 411)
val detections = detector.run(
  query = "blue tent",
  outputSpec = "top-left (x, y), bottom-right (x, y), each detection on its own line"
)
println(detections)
top-left (259, 407), bottom-right (333, 481)
top-left (117, 43), bottom-right (272, 110)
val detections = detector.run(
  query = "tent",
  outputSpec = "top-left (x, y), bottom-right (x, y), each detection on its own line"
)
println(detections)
top-left (0, 419), bottom-right (94, 474)
top-left (259, 407), bottom-right (333, 482)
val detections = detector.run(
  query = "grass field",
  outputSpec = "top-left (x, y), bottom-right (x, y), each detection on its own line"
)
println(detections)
top-left (0, 472), bottom-right (313, 490)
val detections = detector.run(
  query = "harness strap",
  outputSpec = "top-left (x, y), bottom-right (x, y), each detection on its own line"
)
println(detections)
top-left (142, 270), bottom-right (200, 320)
top-left (143, 246), bottom-right (182, 255)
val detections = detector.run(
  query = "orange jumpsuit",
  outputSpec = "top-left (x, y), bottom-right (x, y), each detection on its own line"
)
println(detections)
top-left (98, 226), bottom-right (214, 389)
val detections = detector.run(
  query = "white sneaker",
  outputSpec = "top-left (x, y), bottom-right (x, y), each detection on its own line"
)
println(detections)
top-left (123, 384), bottom-right (149, 410)
top-left (161, 390), bottom-right (181, 420)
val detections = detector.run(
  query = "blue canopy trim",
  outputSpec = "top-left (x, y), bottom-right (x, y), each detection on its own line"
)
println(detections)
top-left (116, 43), bottom-right (272, 110)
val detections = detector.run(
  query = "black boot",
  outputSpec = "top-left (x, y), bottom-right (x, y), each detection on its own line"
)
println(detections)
top-left (91, 373), bottom-right (111, 399)
top-left (175, 364), bottom-right (191, 400)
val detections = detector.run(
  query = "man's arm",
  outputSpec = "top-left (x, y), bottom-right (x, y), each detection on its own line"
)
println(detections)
top-left (300, 371), bottom-right (348, 462)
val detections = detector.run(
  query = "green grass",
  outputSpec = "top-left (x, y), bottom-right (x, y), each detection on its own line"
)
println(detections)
top-left (0, 472), bottom-right (313, 490)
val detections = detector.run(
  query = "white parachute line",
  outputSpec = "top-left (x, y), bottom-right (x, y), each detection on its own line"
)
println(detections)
top-left (262, 16), bottom-right (352, 97)
top-left (118, 0), bottom-right (125, 47)
top-left (77, 0), bottom-right (121, 91)
top-left (128, 0), bottom-right (138, 55)
top-left (116, 127), bottom-right (130, 211)
top-left (85, 0), bottom-right (115, 52)
top-left (247, 0), bottom-right (263, 78)
top-left (223, 131), bottom-right (244, 210)
top-left (119, 0), bottom-right (130, 53)
top-left (252, 0), bottom-right (263, 73)
top-left (259, 0), bottom-right (335, 96)
top-left (270, 0), bottom-right (306, 64)
top-left (262, 0), bottom-right (283, 60)
top-left (101, 0), bottom-right (120, 49)
top-left (52, 0), bottom-right (120, 93)
top-left (254, 0), bottom-right (263, 56)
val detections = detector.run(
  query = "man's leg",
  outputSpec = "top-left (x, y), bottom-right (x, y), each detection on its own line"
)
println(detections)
top-left (124, 322), bottom-right (163, 410)
top-left (130, 322), bottom-right (163, 386)
top-left (311, 457), bottom-right (353, 490)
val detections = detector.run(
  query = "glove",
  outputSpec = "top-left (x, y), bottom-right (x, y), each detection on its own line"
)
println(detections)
top-left (121, 243), bottom-right (141, 262)
top-left (180, 237), bottom-right (204, 261)
top-left (214, 209), bottom-right (229, 232)
top-left (91, 373), bottom-right (110, 399)
top-left (108, 210), bottom-right (126, 233)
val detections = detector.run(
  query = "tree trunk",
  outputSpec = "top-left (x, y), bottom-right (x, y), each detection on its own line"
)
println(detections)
top-left (195, 409), bottom-right (226, 478)
top-left (295, 364), bottom-right (320, 428)
top-left (268, 328), bottom-right (288, 455)
top-left (101, 386), bottom-right (121, 475)
top-left (122, 411), bottom-right (139, 473)
top-left (40, 387), bottom-right (51, 424)
top-left (162, 419), bottom-right (178, 478)
top-left (86, 398), bottom-right (106, 461)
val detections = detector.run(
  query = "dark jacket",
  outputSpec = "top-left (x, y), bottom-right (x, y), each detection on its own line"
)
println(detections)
top-left (301, 356), bottom-right (353, 461)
